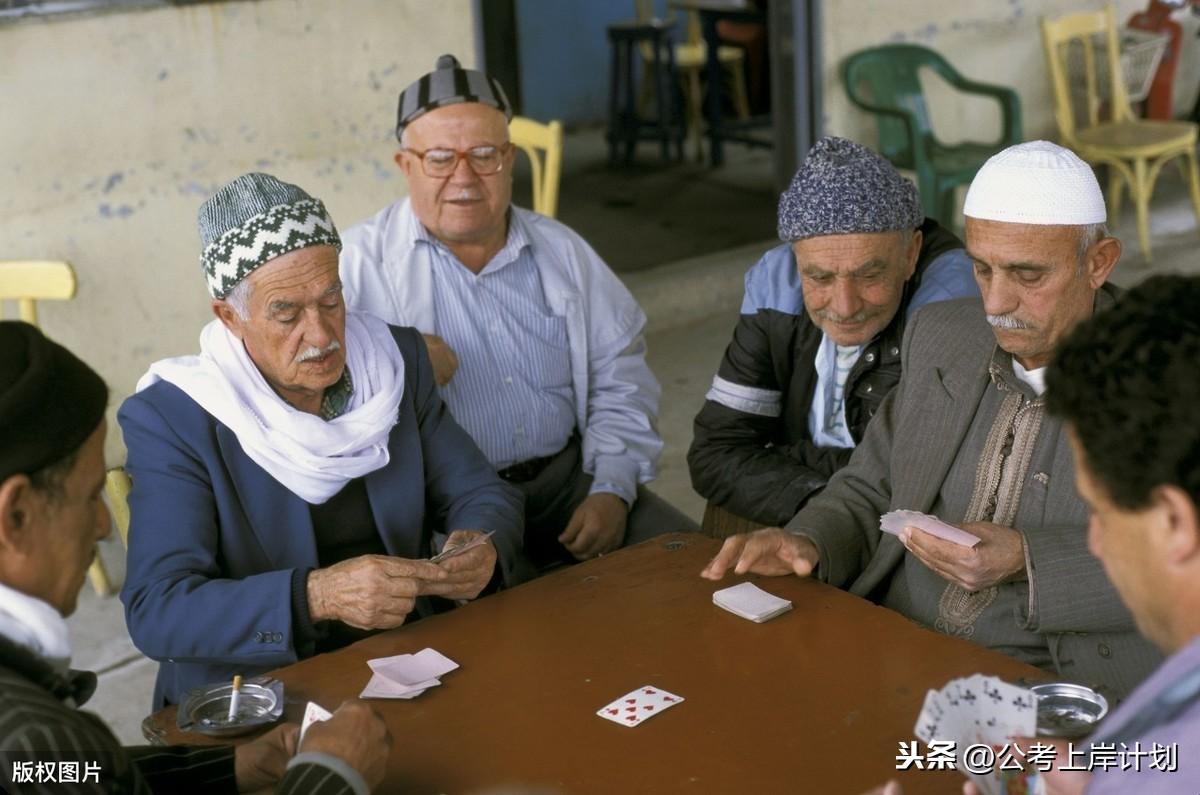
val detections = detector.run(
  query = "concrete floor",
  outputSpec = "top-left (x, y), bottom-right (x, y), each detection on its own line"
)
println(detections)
top-left (70, 143), bottom-right (1200, 745)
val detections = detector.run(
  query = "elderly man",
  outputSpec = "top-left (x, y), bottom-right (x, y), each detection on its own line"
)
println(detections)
top-left (121, 173), bottom-right (524, 708)
top-left (339, 54), bottom-right (695, 568)
top-left (688, 136), bottom-right (977, 527)
top-left (702, 141), bottom-right (1161, 700)
top-left (0, 321), bottom-right (389, 795)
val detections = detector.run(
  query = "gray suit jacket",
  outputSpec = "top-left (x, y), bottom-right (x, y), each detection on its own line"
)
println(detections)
top-left (787, 292), bottom-right (1161, 700)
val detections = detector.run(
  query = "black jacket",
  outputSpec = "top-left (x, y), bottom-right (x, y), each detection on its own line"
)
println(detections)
top-left (688, 218), bottom-right (974, 526)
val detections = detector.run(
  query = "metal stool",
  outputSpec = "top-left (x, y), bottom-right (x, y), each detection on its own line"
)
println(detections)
top-left (606, 20), bottom-right (684, 165)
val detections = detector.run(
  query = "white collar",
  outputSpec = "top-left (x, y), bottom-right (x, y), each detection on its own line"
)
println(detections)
top-left (0, 581), bottom-right (70, 672)
top-left (1012, 359), bottom-right (1047, 396)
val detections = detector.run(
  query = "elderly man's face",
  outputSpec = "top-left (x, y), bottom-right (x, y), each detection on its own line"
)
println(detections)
top-left (7, 420), bottom-right (112, 617)
top-left (214, 245), bottom-right (346, 413)
top-left (792, 230), bottom-right (920, 346)
top-left (966, 219), bottom-right (1119, 370)
top-left (396, 103), bottom-right (514, 255)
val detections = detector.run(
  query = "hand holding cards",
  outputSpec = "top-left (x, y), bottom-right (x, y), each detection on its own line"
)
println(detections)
top-left (429, 530), bottom-right (495, 563)
top-left (713, 582), bottom-right (793, 622)
top-left (881, 510), bottom-right (981, 547)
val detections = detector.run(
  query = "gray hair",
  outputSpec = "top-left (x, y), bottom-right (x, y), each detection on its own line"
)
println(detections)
top-left (224, 278), bottom-right (253, 321)
top-left (1076, 222), bottom-right (1109, 272)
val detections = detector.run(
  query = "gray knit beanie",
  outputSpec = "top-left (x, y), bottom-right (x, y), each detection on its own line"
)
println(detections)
top-left (198, 173), bottom-right (341, 299)
top-left (396, 54), bottom-right (513, 140)
top-left (777, 136), bottom-right (923, 242)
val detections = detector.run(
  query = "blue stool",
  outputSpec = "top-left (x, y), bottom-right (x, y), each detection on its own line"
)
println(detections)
top-left (606, 20), bottom-right (684, 165)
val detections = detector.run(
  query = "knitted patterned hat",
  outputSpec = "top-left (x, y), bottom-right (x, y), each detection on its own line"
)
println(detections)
top-left (964, 141), bottom-right (1106, 225)
top-left (395, 54), bottom-right (513, 140)
top-left (198, 173), bottom-right (341, 299)
top-left (777, 136), bottom-right (923, 242)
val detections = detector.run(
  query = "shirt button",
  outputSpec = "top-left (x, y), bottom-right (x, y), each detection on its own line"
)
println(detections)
top-left (504, 376), bottom-right (513, 384)
top-left (890, 347), bottom-right (899, 356)
top-left (865, 352), bottom-right (876, 363)
top-left (1098, 643), bottom-right (1112, 658)
top-left (865, 384), bottom-right (873, 393)
top-left (515, 426), bottom-right (525, 435)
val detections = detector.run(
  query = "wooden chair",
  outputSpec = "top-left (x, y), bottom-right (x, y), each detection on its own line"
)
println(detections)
top-left (91, 468), bottom-right (133, 597)
top-left (634, 1), bottom-right (750, 161)
top-left (701, 501), bottom-right (764, 540)
top-left (509, 116), bottom-right (564, 219)
top-left (1041, 5), bottom-right (1200, 261)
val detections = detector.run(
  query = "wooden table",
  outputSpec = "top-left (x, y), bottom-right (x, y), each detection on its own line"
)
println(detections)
top-left (145, 534), bottom-right (1046, 794)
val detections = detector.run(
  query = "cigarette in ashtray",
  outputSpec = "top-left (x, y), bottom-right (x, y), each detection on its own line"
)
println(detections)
top-left (227, 674), bottom-right (242, 722)
top-left (430, 530), bottom-right (495, 563)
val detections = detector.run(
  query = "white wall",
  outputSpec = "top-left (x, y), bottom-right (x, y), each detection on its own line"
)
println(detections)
top-left (0, 0), bottom-right (475, 460)
top-left (823, 0), bottom-right (1147, 146)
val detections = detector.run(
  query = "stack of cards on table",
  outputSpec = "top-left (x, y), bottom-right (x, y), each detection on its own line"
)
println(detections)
top-left (596, 686), bottom-right (685, 728)
top-left (712, 582), bottom-right (793, 623)
top-left (360, 648), bottom-right (458, 699)
top-left (914, 675), bottom-right (1039, 795)
top-left (881, 509), bottom-right (981, 547)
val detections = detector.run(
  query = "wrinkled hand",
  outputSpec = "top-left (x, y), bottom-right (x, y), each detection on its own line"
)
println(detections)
top-left (962, 737), bottom-right (1088, 795)
top-left (235, 722), bottom-right (298, 793)
top-left (307, 555), bottom-right (447, 630)
top-left (900, 521), bottom-right (1026, 592)
top-left (300, 701), bottom-right (391, 792)
top-left (422, 333), bottom-right (459, 386)
top-left (559, 493), bottom-right (628, 559)
top-left (420, 529), bottom-right (498, 601)
top-left (700, 527), bottom-right (819, 580)
top-left (862, 781), bottom-right (904, 795)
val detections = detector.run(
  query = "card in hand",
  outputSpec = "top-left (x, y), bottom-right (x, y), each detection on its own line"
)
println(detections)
top-left (596, 686), bottom-right (684, 728)
top-left (429, 530), bottom-right (495, 563)
top-left (299, 701), bottom-right (333, 745)
top-left (881, 509), bottom-right (981, 547)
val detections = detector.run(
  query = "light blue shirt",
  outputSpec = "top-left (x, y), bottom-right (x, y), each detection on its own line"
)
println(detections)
top-left (808, 336), bottom-right (862, 448)
top-left (419, 214), bottom-right (577, 471)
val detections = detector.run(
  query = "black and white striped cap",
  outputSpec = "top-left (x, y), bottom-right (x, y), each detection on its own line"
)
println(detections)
top-left (396, 54), bottom-right (513, 141)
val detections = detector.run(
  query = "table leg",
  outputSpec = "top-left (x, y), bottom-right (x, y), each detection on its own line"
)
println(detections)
top-left (701, 11), bottom-right (724, 167)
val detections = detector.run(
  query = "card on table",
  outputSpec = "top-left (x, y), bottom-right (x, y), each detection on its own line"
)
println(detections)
top-left (881, 509), bottom-right (982, 547)
top-left (360, 647), bottom-right (458, 699)
top-left (596, 686), bottom-right (685, 728)
top-left (712, 582), bottom-right (793, 623)
top-left (299, 701), bottom-right (333, 745)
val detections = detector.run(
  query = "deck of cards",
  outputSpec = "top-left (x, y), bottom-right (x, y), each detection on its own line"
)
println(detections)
top-left (914, 675), bottom-right (1039, 795)
top-left (360, 647), bottom-right (459, 699)
top-left (881, 510), bottom-right (981, 547)
top-left (596, 686), bottom-right (685, 728)
top-left (712, 582), bottom-right (793, 623)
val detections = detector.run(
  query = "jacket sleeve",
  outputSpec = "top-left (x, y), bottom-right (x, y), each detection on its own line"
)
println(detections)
top-left (687, 309), bottom-right (847, 527)
top-left (1022, 523), bottom-right (1137, 634)
top-left (573, 240), bottom-right (663, 505)
top-left (404, 331), bottom-right (526, 585)
top-left (118, 396), bottom-right (301, 668)
top-left (126, 746), bottom-right (237, 794)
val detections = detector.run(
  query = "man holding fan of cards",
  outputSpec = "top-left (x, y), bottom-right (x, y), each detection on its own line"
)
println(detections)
top-left (703, 142), bottom-right (1160, 701)
top-left (120, 173), bottom-right (525, 709)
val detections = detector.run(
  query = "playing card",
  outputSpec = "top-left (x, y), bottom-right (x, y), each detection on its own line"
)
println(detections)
top-left (369, 648), bottom-right (459, 686)
top-left (429, 531), bottom-right (495, 563)
top-left (596, 686), bottom-right (684, 728)
top-left (299, 701), bottom-right (332, 745)
top-left (359, 672), bottom-right (439, 699)
top-left (881, 509), bottom-right (981, 547)
top-left (712, 582), bottom-right (793, 623)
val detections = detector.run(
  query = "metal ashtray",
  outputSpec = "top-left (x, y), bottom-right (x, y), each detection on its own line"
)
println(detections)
top-left (1032, 682), bottom-right (1109, 738)
top-left (177, 677), bottom-right (284, 737)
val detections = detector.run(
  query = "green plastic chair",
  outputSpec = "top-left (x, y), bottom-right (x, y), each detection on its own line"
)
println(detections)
top-left (843, 44), bottom-right (1022, 227)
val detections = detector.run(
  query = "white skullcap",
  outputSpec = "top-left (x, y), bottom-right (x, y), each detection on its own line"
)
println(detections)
top-left (963, 140), bottom-right (1107, 225)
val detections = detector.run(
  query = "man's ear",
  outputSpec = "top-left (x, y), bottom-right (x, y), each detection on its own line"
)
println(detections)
top-left (1156, 484), bottom-right (1200, 566)
top-left (903, 229), bottom-right (923, 281)
top-left (0, 475), bottom-right (37, 554)
top-left (212, 300), bottom-right (245, 340)
top-left (1085, 235), bottom-right (1121, 288)
top-left (395, 150), bottom-right (413, 178)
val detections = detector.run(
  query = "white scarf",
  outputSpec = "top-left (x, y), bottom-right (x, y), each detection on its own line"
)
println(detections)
top-left (138, 311), bottom-right (405, 504)
top-left (0, 581), bottom-right (71, 672)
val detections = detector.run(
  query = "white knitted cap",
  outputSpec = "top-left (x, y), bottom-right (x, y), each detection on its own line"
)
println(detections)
top-left (963, 141), bottom-right (1106, 225)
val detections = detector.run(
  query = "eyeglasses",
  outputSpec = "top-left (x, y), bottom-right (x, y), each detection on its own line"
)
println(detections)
top-left (403, 144), bottom-right (511, 178)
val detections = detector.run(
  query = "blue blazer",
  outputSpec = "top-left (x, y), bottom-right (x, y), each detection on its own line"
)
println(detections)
top-left (119, 326), bottom-right (525, 708)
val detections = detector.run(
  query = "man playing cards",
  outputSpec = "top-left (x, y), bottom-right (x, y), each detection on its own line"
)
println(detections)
top-left (703, 142), bottom-right (1160, 701)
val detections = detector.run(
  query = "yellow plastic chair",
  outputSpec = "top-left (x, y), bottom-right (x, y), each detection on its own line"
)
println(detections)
top-left (634, 1), bottom-right (750, 161)
top-left (509, 115), bottom-right (564, 219)
top-left (0, 260), bottom-right (76, 325)
top-left (91, 468), bottom-right (133, 598)
top-left (1041, 5), bottom-right (1200, 261)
